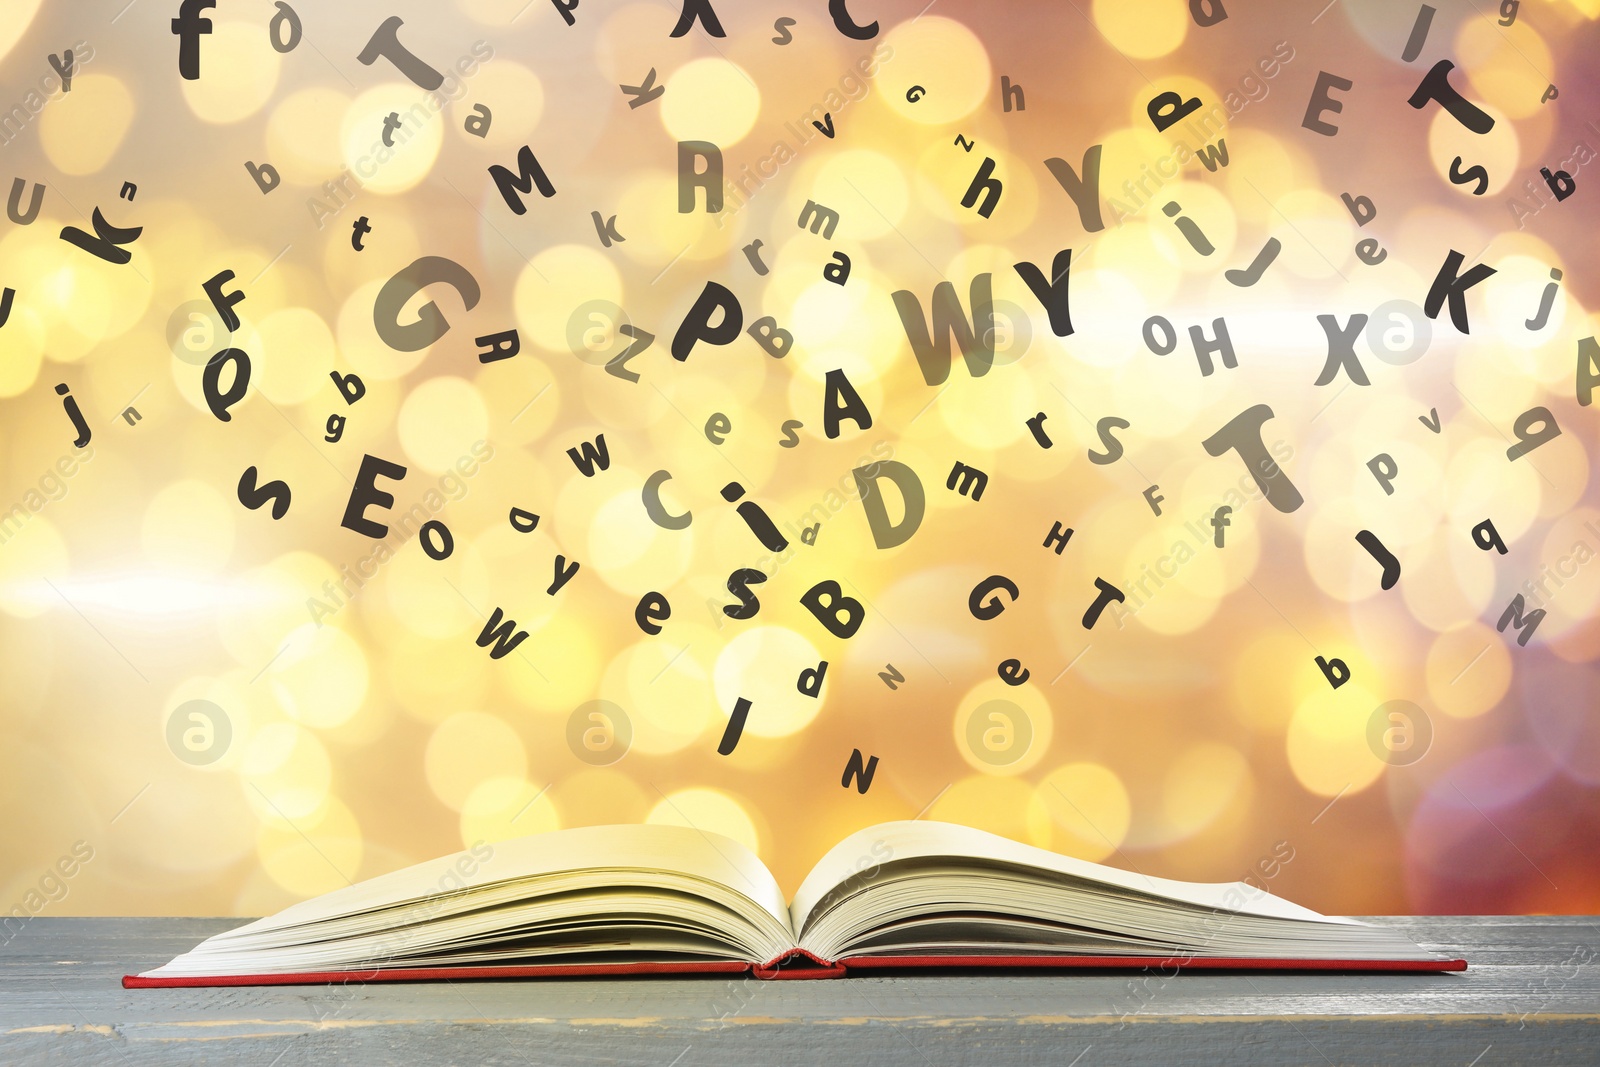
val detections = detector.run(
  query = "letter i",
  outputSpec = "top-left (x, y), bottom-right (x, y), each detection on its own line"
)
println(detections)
top-left (1526, 267), bottom-right (1562, 330)
top-left (56, 383), bottom-right (91, 447)
top-left (722, 482), bottom-right (789, 552)
top-left (1163, 202), bottom-right (1215, 256)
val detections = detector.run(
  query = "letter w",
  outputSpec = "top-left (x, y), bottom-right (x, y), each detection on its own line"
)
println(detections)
top-left (1196, 139), bottom-right (1229, 172)
top-left (566, 433), bottom-right (611, 476)
top-left (476, 607), bottom-right (529, 660)
top-left (489, 145), bottom-right (555, 215)
top-left (890, 275), bottom-right (995, 386)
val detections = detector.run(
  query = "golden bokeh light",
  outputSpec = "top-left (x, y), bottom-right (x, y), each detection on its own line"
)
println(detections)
top-left (880, 17), bottom-right (991, 125)
top-left (1025, 763), bottom-right (1132, 862)
top-left (662, 58), bottom-right (762, 147)
top-left (339, 84), bottom-right (447, 195)
top-left (3, 1), bottom-right (1596, 924)
top-left (39, 74), bottom-right (135, 175)
top-left (425, 711), bottom-right (528, 812)
top-left (179, 20), bottom-right (283, 125)
top-left (647, 787), bottom-right (760, 854)
top-left (1094, 0), bottom-right (1189, 60)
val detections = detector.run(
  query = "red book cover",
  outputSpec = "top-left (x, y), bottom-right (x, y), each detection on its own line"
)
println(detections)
top-left (123, 949), bottom-right (1466, 987)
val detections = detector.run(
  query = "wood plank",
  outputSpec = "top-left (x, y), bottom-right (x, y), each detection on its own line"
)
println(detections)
top-left (0, 917), bottom-right (1593, 1066)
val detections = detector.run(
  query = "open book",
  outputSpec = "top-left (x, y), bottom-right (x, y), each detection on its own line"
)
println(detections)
top-left (125, 821), bottom-right (1463, 986)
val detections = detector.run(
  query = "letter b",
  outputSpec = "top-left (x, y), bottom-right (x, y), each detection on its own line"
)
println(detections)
top-left (245, 160), bottom-right (280, 194)
top-left (1542, 167), bottom-right (1576, 202)
top-left (1315, 655), bottom-right (1350, 689)
top-left (331, 369), bottom-right (366, 404)
top-left (801, 580), bottom-right (864, 639)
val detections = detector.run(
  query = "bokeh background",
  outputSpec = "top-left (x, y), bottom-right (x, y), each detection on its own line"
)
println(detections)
top-left (0, 0), bottom-right (1598, 922)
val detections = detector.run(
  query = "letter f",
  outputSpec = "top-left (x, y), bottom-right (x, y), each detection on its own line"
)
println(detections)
top-left (172, 0), bottom-right (217, 80)
top-left (1212, 506), bottom-right (1232, 548)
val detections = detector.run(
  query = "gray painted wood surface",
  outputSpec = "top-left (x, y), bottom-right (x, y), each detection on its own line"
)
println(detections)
top-left (1, 916), bottom-right (1595, 1065)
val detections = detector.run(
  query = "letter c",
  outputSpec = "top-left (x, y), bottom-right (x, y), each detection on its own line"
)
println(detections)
top-left (643, 469), bottom-right (692, 529)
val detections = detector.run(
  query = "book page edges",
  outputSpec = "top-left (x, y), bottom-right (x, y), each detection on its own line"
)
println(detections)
top-left (122, 958), bottom-right (753, 987)
top-left (835, 954), bottom-right (1468, 974)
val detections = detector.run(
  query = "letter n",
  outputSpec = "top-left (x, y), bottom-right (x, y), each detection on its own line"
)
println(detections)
top-left (841, 748), bottom-right (879, 793)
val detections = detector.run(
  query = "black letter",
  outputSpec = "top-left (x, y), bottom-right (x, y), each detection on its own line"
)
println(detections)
top-left (341, 454), bottom-right (408, 538)
top-left (671, 280), bottom-right (742, 361)
top-left (373, 257), bottom-right (481, 352)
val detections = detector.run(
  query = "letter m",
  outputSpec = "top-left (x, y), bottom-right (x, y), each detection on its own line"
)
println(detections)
top-left (841, 748), bottom-right (879, 794)
top-left (1196, 139), bottom-right (1229, 172)
top-left (891, 275), bottom-right (996, 386)
top-left (476, 607), bottom-right (530, 660)
top-left (565, 433), bottom-right (611, 477)
top-left (945, 461), bottom-right (988, 501)
top-left (489, 145), bottom-right (556, 215)
top-left (797, 199), bottom-right (839, 239)
top-left (1497, 594), bottom-right (1545, 647)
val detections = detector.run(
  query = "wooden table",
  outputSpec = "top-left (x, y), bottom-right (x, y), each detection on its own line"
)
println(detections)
top-left (2, 916), bottom-right (1595, 1065)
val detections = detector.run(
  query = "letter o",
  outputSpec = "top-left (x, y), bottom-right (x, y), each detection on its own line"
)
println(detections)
top-left (420, 520), bottom-right (454, 560)
top-left (1143, 315), bottom-right (1177, 355)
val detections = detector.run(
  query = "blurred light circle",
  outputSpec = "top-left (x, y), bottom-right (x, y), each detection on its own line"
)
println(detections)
top-left (398, 377), bottom-right (490, 475)
top-left (256, 795), bottom-right (362, 898)
top-left (882, 17), bottom-right (992, 125)
top-left (40, 74), bottom-right (134, 174)
top-left (461, 776), bottom-right (559, 846)
top-left (1093, 0), bottom-right (1187, 59)
top-left (661, 58), bottom-right (760, 146)
top-left (339, 84), bottom-right (446, 194)
top-left (1025, 763), bottom-right (1130, 861)
top-left (713, 627), bottom-right (825, 738)
top-left (425, 712), bottom-right (526, 812)
top-left (647, 787), bottom-right (759, 854)
top-left (179, 20), bottom-right (282, 124)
